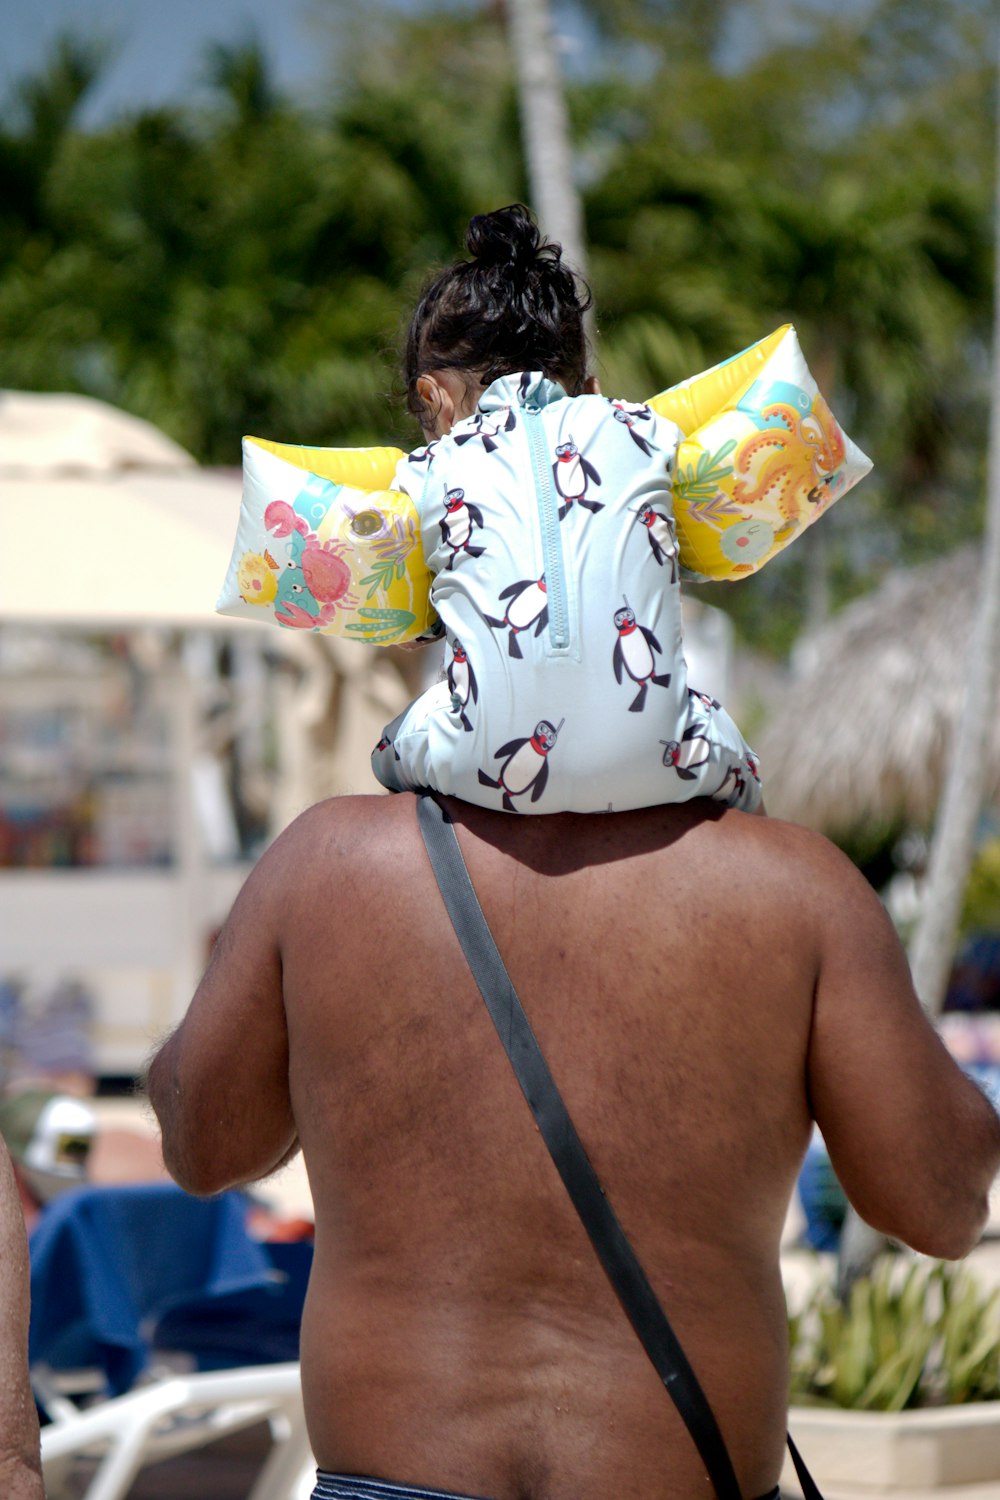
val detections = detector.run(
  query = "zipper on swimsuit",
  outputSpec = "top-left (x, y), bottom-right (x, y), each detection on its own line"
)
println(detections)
top-left (523, 406), bottom-right (570, 652)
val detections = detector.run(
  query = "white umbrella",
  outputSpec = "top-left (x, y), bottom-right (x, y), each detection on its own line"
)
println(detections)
top-left (1, 467), bottom-right (247, 629)
top-left (0, 389), bottom-right (196, 475)
top-left (0, 389), bottom-right (248, 630)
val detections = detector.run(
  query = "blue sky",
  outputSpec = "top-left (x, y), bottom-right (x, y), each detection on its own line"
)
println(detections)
top-left (3, 0), bottom-right (872, 129)
top-left (2, 0), bottom-right (447, 126)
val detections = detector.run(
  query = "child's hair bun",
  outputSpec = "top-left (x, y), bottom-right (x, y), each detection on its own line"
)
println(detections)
top-left (404, 202), bottom-right (591, 406)
top-left (466, 204), bottom-right (546, 272)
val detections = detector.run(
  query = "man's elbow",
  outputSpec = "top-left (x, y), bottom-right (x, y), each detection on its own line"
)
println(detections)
top-left (155, 1119), bottom-right (238, 1197)
top-left (0, 1449), bottom-right (45, 1500)
top-left (160, 1129), bottom-right (300, 1199)
top-left (160, 1143), bottom-right (230, 1198)
top-left (858, 1173), bottom-right (997, 1261)
top-left (898, 1192), bottom-right (993, 1261)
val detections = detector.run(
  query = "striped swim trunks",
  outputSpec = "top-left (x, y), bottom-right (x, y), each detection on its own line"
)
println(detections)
top-left (311, 1472), bottom-right (781, 1500)
top-left (312, 1478), bottom-right (487, 1500)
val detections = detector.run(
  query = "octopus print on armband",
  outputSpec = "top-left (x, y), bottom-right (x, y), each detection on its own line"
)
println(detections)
top-left (447, 640), bottom-right (479, 732)
top-left (552, 441), bottom-right (603, 520)
top-left (440, 489), bottom-right (486, 569)
top-left (611, 401), bottom-right (656, 457)
top-left (484, 575), bottom-right (549, 659)
top-left (612, 603), bottom-right (672, 712)
top-left (661, 724), bottom-right (711, 781)
top-left (478, 717), bottom-right (563, 812)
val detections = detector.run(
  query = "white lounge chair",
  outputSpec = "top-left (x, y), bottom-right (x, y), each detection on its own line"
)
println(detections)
top-left (40, 1361), bottom-right (315, 1500)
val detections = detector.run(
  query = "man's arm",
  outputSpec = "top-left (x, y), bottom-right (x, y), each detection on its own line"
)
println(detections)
top-left (806, 837), bottom-right (1000, 1259)
top-left (0, 1139), bottom-right (44, 1500)
top-left (146, 816), bottom-right (304, 1196)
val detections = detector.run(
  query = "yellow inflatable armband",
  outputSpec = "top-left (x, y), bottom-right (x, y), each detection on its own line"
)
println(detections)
top-left (649, 324), bottom-right (872, 579)
top-left (216, 438), bottom-right (437, 643)
top-left (216, 325), bottom-right (871, 640)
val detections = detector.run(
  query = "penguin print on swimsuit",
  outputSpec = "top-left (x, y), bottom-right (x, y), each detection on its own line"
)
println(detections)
top-left (446, 638), bottom-right (479, 732)
top-left (552, 440), bottom-right (603, 521)
top-left (634, 502), bottom-right (678, 582)
top-left (478, 717), bottom-right (563, 812)
top-left (712, 762), bottom-right (747, 805)
top-left (373, 731), bottom-right (401, 762)
top-left (484, 574), bottom-right (549, 658)
top-left (453, 408), bottom-right (517, 452)
top-left (406, 440), bottom-right (439, 470)
top-left (715, 748), bottom-right (762, 805)
top-left (660, 723), bottom-right (711, 780)
top-left (439, 488), bottom-right (486, 570)
top-left (612, 602), bottom-right (672, 712)
top-left (611, 401), bottom-right (655, 457)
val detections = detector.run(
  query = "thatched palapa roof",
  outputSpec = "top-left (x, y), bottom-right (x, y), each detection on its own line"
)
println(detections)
top-left (757, 545), bottom-right (988, 834)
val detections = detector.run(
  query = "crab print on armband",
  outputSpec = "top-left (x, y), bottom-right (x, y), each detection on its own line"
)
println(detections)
top-left (478, 717), bottom-right (563, 812)
top-left (612, 602), bottom-right (672, 712)
top-left (264, 501), bottom-right (359, 629)
top-left (484, 575), bottom-right (549, 658)
top-left (634, 503), bottom-right (678, 582)
top-left (660, 724), bottom-right (711, 781)
top-left (439, 488), bottom-right (486, 569)
top-left (611, 401), bottom-right (656, 457)
top-left (447, 639), bottom-right (479, 732)
top-left (453, 408), bottom-right (516, 452)
top-left (688, 687), bottom-right (722, 713)
top-left (552, 440), bottom-right (603, 521)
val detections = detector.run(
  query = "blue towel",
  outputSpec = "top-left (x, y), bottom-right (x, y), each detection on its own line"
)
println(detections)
top-left (29, 1181), bottom-right (278, 1394)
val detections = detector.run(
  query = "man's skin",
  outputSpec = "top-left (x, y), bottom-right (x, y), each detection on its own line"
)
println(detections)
top-left (0, 1139), bottom-right (45, 1500)
top-left (148, 793), bottom-right (1000, 1500)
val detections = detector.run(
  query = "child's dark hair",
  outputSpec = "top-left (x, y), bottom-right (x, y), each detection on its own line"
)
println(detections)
top-left (404, 204), bottom-right (592, 422)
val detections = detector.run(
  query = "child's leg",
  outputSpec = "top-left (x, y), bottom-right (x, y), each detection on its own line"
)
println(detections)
top-left (681, 694), bottom-right (764, 813)
top-left (370, 679), bottom-right (458, 796)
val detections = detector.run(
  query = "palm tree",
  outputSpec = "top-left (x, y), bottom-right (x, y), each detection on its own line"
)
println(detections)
top-left (505, 0), bottom-right (589, 280)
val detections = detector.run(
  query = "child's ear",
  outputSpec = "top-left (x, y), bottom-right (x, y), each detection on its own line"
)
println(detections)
top-left (583, 374), bottom-right (602, 396)
top-left (416, 373), bottom-right (456, 438)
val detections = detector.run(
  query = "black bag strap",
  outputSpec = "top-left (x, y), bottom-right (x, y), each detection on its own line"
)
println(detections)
top-left (416, 793), bottom-right (824, 1500)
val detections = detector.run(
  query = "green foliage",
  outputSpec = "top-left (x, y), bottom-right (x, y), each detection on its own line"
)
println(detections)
top-left (0, 0), bottom-right (994, 656)
top-left (789, 1257), bottom-right (1000, 1410)
top-left (960, 838), bottom-right (1000, 940)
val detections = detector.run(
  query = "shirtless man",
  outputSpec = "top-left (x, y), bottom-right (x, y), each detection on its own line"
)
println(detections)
top-left (0, 1137), bottom-right (45, 1500)
top-left (147, 793), bottom-right (1000, 1500)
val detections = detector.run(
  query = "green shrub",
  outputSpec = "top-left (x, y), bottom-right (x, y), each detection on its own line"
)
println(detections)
top-left (789, 1257), bottom-right (1000, 1410)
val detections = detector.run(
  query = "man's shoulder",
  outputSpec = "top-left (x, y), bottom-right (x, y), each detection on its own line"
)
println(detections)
top-left (721, 808), bottom-right (865, 880)
top-left (261, 794), bottom-right (415, 879)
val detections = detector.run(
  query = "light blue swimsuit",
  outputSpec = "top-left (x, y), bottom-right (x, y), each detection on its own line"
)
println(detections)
top-left (371, 372), bottom-right (761, 814)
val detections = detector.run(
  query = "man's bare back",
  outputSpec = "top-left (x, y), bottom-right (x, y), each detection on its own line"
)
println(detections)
top-left (148, 793), bottom-right (1000, 1500)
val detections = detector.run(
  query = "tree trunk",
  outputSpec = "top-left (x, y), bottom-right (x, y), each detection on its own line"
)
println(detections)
top-left (505, 0), bottom-right (589, 282)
